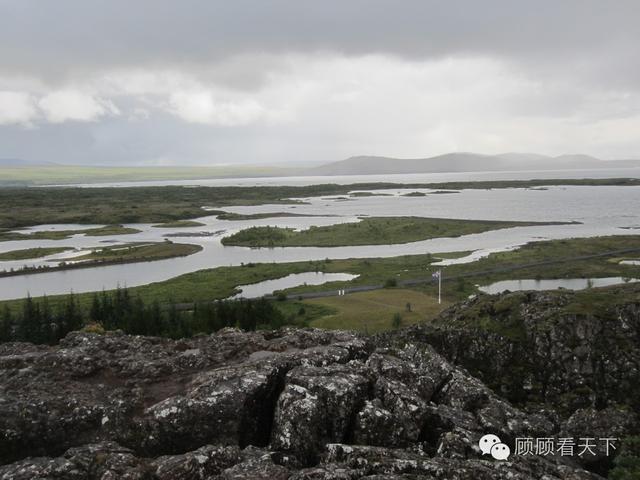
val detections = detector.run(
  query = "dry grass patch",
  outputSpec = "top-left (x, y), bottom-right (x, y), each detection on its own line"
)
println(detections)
top-left (307, 288), bottom-right (449, 334)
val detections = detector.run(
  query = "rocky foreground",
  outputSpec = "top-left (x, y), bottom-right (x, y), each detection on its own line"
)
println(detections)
top-left (1, 288), bottom-right (639, 479)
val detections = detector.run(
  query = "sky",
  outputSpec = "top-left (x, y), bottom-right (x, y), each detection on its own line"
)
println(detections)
top-left (0, 0), bottom-right (639, 166)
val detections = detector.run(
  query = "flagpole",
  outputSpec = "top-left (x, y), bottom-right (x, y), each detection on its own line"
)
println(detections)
top-left (438, 269), bottom-right (442, 304)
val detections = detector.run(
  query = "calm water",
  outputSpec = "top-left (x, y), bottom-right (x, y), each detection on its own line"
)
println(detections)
top-left (63, 167), bottom-right (640, 188)
top-left (479, 277), bottom-right (640, 294)
top-left (231, 272), bottom-right (358, 299)
top-left (1, 183), bottom-right (640, 300)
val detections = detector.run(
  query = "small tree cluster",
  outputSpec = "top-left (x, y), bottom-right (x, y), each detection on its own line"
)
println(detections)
top-left (0, 294), bottom-right (82, 344)
top-left (0, 288), bottom-right (286, 345)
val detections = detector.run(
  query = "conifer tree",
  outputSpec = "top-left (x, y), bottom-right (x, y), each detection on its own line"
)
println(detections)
top-left (0, 305), bottom-right (12, 342)
top-left (41, 296), bottom-right (53, 344)
top-left (20, 295), bottom-right (40, 342)
top-left (63, 293), bottom-right (83, 334)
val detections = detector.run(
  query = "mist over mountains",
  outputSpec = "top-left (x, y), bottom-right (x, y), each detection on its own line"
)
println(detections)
top-left (307, 152), bottom-right (640, 176)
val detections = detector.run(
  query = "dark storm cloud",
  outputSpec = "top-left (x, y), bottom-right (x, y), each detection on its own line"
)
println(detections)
top-left (1, 0), bottom-right (638, 83)
top-left (1, 0), bottom-right (639, 165)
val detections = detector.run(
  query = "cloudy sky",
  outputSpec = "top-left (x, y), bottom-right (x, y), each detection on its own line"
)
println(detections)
top-left (1, 0), bottom-right (639, 166)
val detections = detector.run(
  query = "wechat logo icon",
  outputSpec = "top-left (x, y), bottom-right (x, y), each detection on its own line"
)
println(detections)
top-left (479, 434), bottom-right (511, 461)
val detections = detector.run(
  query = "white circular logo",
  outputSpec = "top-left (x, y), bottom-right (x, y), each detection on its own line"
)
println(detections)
top-left (479, 434), bottom-right (501, 455)
top-left (490, 442), bottom-right (511, 460)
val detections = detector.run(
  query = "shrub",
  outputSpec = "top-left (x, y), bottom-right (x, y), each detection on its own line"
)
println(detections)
top-left (391, 312), bottom-right (402, 329)
top-left (384, 278), bottom-right (397, 288)
top-left (610, 436), bottom-right (640, 480)
top-left (82, 323), bottom-right (105, 335)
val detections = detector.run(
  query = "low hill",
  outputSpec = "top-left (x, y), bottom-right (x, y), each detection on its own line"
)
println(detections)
top-left (308, 152), bottom-right (640, 176)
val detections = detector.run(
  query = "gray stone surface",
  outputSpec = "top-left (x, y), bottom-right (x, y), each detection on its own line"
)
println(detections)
top-left (2, 292), bottom-right (635, 480)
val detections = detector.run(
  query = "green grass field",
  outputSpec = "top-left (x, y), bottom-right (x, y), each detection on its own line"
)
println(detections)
top-left (221, 216), bottom-right (563, 247)
top-left (83, 225), bottom-right (142, 236)
top-left (0, 247), bottom-right (73, 261)
top-left (71, 242), bottom-right (201, 262)
top-left (307, 289), bottom-right (449, 334)
top-left (442, 235), bottom-right (640, 284)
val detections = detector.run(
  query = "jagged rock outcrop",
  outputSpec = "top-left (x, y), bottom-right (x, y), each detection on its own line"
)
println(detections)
top-left (0, 325), bottom-right (609, 479)
top-left (385, 287), bottom-right (640, 476)
top-left (393, 289), bottom-right (640, 412)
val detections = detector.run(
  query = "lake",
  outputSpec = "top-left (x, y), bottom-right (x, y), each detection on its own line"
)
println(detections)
top-left (1, 182), bottom-right (640, 300)
top-left (231, 272), bottom-right (359, 299)
top-left (479, 277), bottom-right (640, 294)
top-left (60, 167), bottom-right (640, 188)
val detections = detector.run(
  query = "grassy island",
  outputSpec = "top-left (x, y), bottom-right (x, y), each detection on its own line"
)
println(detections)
top-left (0, 242), bottom-right (201, 278)
top-left (221, 216), bottom-right (567, 247)
top-left (0, 247), bottom-right (73, 261)
top-left (0, 224), bottom-right (141, 242)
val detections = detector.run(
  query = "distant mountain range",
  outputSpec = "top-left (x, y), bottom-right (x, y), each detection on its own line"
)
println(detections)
top-left (2, 153), bottom-right (640, 180)
top-left (306, 152), bottom-right (640, 176)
